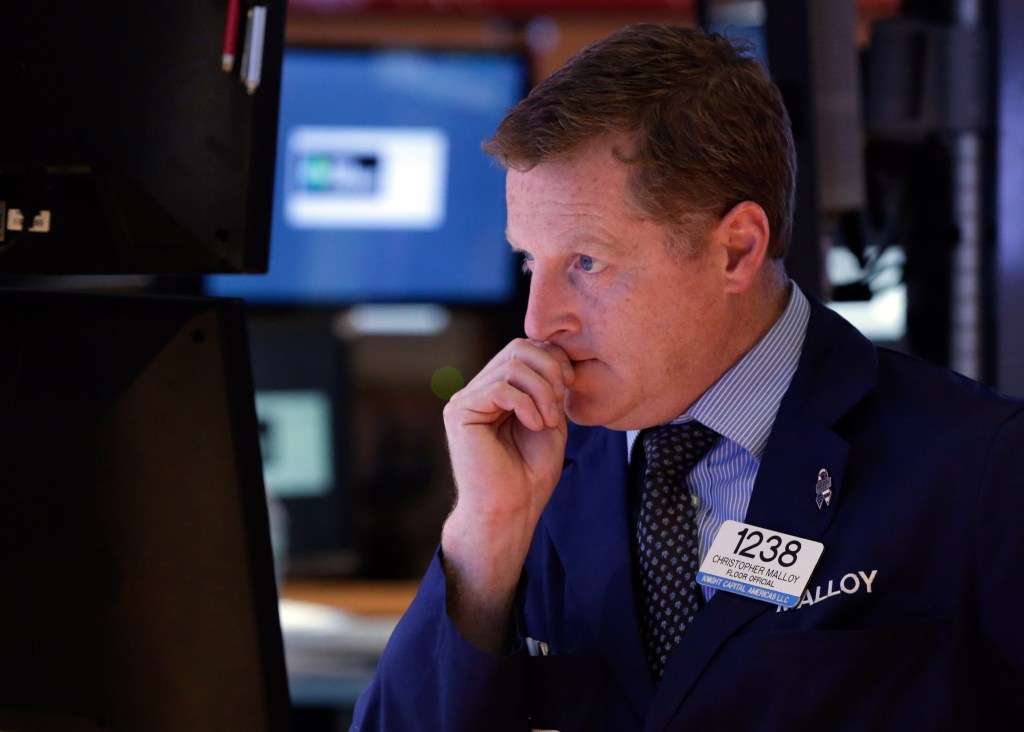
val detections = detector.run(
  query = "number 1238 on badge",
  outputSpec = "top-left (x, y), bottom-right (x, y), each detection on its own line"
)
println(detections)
top-left (697, 520), bottom-right (824, 607)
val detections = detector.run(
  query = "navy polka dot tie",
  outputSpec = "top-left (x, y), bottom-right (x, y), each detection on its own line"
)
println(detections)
top-left (636, 421), bottom-right (720, 678)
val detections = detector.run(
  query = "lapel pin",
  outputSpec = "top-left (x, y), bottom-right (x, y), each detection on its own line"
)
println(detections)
top-left (815, 469), bottom-right (833, 509)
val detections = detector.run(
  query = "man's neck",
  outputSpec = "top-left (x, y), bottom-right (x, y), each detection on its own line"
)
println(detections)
top-left (716, 266), bottom-right (791, 383)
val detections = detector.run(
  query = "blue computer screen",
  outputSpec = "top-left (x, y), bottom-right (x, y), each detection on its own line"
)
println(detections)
top-left (206, 47), bottom-right (526, 304)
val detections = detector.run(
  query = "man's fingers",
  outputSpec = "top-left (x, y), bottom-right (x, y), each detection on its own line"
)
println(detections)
top-left (447, 379), bottom-right (547, 432)
top-left (454, 339), bottom-right (571, 430)
top-left (525, 340), bottom-right (576, 388)
top-left (501, 358), bottom-right (565, 428)
top-left (508, 338), bottom-right (575, 390)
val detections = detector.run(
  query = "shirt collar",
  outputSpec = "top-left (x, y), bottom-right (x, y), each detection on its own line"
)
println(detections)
top-left (626, 282), bottom-right (810, 462)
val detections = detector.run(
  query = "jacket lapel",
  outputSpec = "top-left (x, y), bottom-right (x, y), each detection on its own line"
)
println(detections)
top-left (644, 298), bottom-right (879, 731)
top-left (541, 425), bottom-right (657, 718)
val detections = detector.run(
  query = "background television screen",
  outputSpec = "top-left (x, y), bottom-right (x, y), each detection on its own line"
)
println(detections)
top-left (206, 46), bottom-right (527, 305)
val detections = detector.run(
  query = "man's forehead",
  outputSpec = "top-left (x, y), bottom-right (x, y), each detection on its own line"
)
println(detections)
top-left (504, 161), bottom-right (656, 254)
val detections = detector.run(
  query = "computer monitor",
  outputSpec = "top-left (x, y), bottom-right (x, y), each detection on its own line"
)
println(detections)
top-left (0, 1), bottom-right (285, 274)
top-left (205, 45), bottom-right (528, 305)
top-left (0, 288), bottom-right (291, 731)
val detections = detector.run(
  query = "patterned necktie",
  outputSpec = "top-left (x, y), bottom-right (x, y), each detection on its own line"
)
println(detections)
top-left (636, 421), bottom-right (720, 678)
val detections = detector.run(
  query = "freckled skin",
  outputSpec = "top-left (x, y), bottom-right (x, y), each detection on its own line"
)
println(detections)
top-left (509, 143), bottom-right (742, 430)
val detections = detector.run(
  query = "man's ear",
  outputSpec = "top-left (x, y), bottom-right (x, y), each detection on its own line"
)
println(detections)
top-left (711, 201), bottom-right (771, 293)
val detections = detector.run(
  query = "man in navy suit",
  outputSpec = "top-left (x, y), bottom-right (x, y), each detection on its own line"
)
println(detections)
top-left (352, 25), bottom-right (1024, 731)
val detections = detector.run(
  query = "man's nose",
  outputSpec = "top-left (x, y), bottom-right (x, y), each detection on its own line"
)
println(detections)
top-left (523, 268), bottom-right (579, 342)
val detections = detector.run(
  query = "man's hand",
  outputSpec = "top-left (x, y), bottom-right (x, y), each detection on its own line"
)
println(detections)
top-left (440, 338), bottom-right (575, 653)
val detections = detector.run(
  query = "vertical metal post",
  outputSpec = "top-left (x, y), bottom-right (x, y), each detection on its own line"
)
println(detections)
top-left (950, 0), bottom-right (984, 379)
top-left (996, 0), bottom-right (1024, 395)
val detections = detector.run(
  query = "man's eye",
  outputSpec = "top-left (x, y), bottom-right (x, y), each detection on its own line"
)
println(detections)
top-left (578, 255), bottom-right (606, 273)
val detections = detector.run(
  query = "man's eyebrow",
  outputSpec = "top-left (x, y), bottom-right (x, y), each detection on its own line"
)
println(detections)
top-left (505, 230), bottom-right (624, 257)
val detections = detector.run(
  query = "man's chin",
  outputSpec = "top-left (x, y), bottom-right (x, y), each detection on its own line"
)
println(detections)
top-left (565, 391), bottom-right (675, 431)
top-left (564, 392), bottom-right (622, 429)
top-left (563, 392), bottom-right (594, 426)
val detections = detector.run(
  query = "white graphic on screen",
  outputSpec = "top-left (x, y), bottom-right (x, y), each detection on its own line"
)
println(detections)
top-left (256, 390), bottom-right (333, 498)
top-left (283, 126), bottom-right (449, 230)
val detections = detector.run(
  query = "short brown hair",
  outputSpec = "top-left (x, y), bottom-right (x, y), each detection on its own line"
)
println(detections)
top-left (484, 24), bottom-right (796, 258)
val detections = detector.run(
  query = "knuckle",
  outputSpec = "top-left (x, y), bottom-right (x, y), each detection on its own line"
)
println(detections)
top-left (507, 337), bottom-right (536, 359)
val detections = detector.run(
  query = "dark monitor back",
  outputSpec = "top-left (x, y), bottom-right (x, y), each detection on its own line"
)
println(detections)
top-left (0, 1), bottom-right (284, 274)
top-left (0, 289), bottom-right (291, 731)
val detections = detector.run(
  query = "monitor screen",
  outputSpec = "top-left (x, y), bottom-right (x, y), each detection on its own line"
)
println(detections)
top-left (205, 46), bottom-right (527, 305)
top-left (0, 289), bottom-right (291, 731)
top-left (0, 1), bottom-right (284, 274)
top-left (258, 389), bottom-right (335, 500)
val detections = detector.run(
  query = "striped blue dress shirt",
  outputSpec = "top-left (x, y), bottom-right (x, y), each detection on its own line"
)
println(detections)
top-left (626, 283), bottom-right (810, 599)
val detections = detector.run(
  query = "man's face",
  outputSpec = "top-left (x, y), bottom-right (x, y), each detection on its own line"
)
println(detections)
top-left (506, 142), bottom-right (738, 430)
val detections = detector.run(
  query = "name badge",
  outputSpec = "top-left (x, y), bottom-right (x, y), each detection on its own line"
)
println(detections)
top-left (697, 520), bottom-right (824, 607)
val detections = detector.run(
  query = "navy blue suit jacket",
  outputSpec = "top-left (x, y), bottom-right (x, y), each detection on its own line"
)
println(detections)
top-left (352, 299), bottom-right (1024, 731)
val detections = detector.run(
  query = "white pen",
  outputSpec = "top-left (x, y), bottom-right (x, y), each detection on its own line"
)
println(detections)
top-left (240, 5), bottom-right (267, 95)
